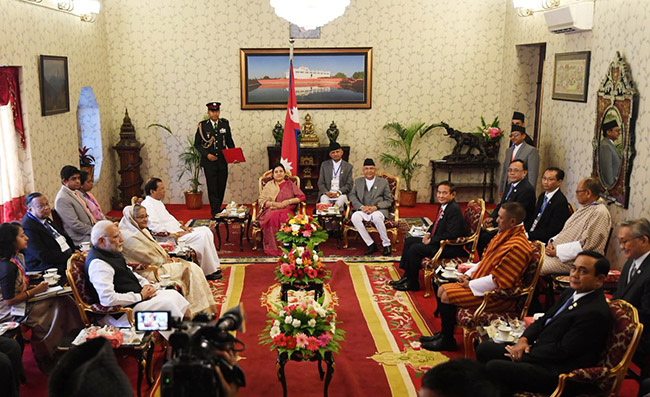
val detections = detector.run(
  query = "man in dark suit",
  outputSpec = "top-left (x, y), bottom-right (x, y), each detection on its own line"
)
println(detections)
top-left (526, 167), bottom-right (572, 244)
top-left (477, 159), bottom-right (536, 256)
top-left (22, 192), bottom-right (75, 276)
top-left (476, 251), bottom-right (612, 395)
top-left (499, 125), bottom-right (540, 195)
top-left (349, 158), bottom-right (394, 255)
top-left (391, 181), bottom-right (466, 291)
top-left (613, 218), bottom-right (650, 373)
top-left (317, 142), bottom-right (354, 207)
top-left (194, 102), bottom-right (235, 217)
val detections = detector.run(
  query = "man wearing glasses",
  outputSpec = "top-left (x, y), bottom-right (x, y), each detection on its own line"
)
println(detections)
top-left (498, 124), bottom-right (540, 196)
top-left (541, 178), bottom-right (611, 275)
top-left (526, 167), bottom-right (572, 244)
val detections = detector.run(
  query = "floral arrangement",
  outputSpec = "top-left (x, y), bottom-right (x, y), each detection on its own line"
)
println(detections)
top-left (276, 213), bottom-right (328, 247)
top-left (275, 245), bottom-right (330, 285)
top-left (261, 298), bottom-right (345, 357)
top-left (474, 116), bottom-right (502, 140)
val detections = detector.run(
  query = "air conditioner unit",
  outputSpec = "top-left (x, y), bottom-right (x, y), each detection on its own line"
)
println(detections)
top-left (544, 2), bottom-right (594, 34)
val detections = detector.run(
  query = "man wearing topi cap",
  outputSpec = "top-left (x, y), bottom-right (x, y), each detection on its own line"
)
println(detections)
top-left (499, 120), bottom-right (539, 196)
top-left (348, 158), bottom-right (394, 255)
top-left (194, 102), bottom-right (235, 217)
top-left (317, 142), bottom-right (353, 208)
top-left (598, 119), bottom-right (622, 187)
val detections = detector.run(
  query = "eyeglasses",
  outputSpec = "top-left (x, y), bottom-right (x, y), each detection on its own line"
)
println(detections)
top-left (509, 133), bottom-right (521, 138)
top-left (135, 215), bottom-right (149, 219)
top-left (575, 189), bottom-right (588, 194)
top-left (507, 168), bottom-right (524, 173)
top-left (620, 237), bottom-right (642, 245)
top-left (541, 177), bottom-right (557, 182)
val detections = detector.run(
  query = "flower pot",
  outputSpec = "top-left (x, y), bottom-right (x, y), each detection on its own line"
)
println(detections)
top-left (80, 164), bottom-right (94, 176)
top-left (399, 189), bottom-right (417, 207)
top-left (183, 190), bottom-right (203, 209)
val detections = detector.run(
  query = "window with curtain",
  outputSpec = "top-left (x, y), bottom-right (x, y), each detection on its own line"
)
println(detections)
top-left (77, 86), bottom-right (102, 180)
top-left (0, 67), bottom-right (27, 222)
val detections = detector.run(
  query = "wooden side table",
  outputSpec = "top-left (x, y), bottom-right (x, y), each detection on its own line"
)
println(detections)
top-left (213, 208), bottom-right (252, 251)
top-left (276, 350), bottom-right (335, 397)
top-left (430, 160), bottom-right (499, 203)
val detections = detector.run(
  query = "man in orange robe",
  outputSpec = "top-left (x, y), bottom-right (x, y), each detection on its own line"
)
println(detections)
top-left (421, 202), bottom-right (533, 351)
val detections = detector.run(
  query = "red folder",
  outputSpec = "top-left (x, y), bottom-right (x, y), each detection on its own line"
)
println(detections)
top-left (222, 148), bottom-right (246, 164)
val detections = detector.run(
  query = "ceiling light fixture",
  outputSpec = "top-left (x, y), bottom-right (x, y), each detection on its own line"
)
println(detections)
top-left (270, 0), bottom-right (350, 30)
top-left (17, 0), bottom-right (100, 23)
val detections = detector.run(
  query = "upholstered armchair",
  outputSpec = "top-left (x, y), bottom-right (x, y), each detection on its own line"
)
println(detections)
top-left (66, 251), bottom-right (134, 326)
top-left (251, 170), bottom-right (305, 250)
top-left (422, 198), bottom-right (486, 297)
top-left (342, 171), bottom-right (400, 252)
top-left (513, 300), bottom-right (643, 397)
top-left (456, 240), bottom-right (545, 357)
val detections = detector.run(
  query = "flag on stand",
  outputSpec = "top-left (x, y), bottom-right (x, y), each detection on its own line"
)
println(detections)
top-left (281, 60), bottom-right (300, 175)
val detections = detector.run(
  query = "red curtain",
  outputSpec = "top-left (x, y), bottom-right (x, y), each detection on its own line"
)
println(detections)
top-left (0, 67), bottom-right (25, 148)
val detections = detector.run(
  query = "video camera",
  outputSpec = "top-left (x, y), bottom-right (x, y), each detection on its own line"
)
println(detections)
top-left (135, 305), bottom-right (246, 397)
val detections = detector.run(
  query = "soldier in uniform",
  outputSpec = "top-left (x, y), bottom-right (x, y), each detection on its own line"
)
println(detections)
top-left (194, 102), bottom-right (235, 217)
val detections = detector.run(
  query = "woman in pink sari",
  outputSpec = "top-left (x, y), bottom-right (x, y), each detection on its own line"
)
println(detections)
top-left (257, 164), bottom-right (306, 256)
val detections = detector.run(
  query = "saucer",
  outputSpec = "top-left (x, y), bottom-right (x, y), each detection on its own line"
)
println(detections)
top-left (493, 334), bottom-right (516, 343)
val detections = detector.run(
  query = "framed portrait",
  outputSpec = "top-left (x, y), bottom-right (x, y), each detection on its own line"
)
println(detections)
top-left (240, 47), bottom-right (372, 110)
top-left (39, 55), bottom-right (70, 116)
top-left (552, 51), bottom-right (591, 102)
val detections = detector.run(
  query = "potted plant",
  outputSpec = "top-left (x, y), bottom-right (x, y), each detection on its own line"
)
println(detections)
top-left (147, 124), bottom-right (203, 209)
top-left (380, 122), bottom-right (437, 207)
top-left (79, 146), bottom-right (95, 176)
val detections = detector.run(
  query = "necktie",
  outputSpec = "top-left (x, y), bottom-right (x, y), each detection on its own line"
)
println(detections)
top-left (628, 262), bottom-right (640, 284)
top-left (44, 219), bottom-right (62, 238)
top-left (529, 195), bottom-right (549, 232)
top-left (504, 184), bottom-right (515, 201)
top-left (431, 207), bottom-right (443, 235)
top-left (546, 295), bottom-right (574, 325)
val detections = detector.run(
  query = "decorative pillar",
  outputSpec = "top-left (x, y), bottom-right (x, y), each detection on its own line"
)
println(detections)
top-left (112, 109), bottom-right (144, 210)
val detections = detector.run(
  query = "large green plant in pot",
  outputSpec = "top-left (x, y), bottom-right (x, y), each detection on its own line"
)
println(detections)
top-left (380, 122), bottom-right (436, 207)
top-left (148, 123), bottom-right (203, 209)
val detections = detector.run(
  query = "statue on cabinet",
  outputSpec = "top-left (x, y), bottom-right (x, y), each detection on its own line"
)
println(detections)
top-left (299, 113), bottom-right (320, 147)
top-left (438, 122), bottom-right (487, 162)
top-left (326, 121), bottom-right (339, 144)
top-left (272, 121), bottom-right (283, 146)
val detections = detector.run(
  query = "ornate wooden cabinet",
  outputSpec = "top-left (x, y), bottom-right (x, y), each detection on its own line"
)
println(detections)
top-left (267, 145), bottom-right (351, 203)
top-left (112, 109), bottom-right (144, 209)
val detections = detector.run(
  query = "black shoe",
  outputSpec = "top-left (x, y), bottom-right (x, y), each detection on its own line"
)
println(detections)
top-left (388, 276), bottom-right (408, 286)
top-left (419, 332), bottom-right (443, 343)
top-left (393, 282), bottom-right (419, 291)
top-left (365, 243), bottom-right (379, 255)
top-left (205, 271), bottom-right (223, 281)
top-left (421, 337), bottom-right (458, 351)
top-left (382, 245), bottom-right (392, 256)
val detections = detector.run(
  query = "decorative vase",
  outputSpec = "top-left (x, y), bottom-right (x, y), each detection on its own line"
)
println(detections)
top-left (399, 189), bottom-right (417, 207)
top-left (80, 164), bottom-right (94, 176)
top-left (183, 190), bottom-right (203, 209)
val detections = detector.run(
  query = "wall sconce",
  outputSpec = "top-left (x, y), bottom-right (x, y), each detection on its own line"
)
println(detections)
top-left (513, 0), bottom-right (560, 17)
top-left (18, 0), bottom-right (101, 23)
top-left (270, 0), bottom-right (350, 30)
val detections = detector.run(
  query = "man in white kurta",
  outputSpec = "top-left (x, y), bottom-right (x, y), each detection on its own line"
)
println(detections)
top-left (141, 178), bottom-right (221, 280)
top-left (86, 221), bottom-right (189, 338)
top-left (541, 178), bottom-right (612, 275)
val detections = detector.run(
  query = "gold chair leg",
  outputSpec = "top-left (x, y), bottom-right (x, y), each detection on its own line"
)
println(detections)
top-left (343, 228), bottom-right (350, 249)
top-left (463, 327), bottom-right (477, 358)
top-left (252, 231), bottom-right (259, 251)
top-left (424, 270), bottom-right (433, 298)
top-left (390, 230), bottom-right (397, 251)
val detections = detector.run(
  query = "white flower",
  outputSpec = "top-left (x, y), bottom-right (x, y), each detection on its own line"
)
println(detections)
top-left (308, 319), bottom-right (316, 327)
top-left (330, 322), bottom-right (336, 332)
top-left (316, 308), bottom-right (326, 318)
top-left (284, 316), bottom-right (293, 324)
top-left (313, 254), bottom-right (319, 261)
top-left (295, 258), bottom-right (302, 265)
top-left (273, 320), bottom-right (280, 328)
top-left (296, 247), bottom-right (305, 255)
top-left (292, 319), bottom-right (301, 327)
top-left (291, 224), bottom-right (301, 232)
top-left (270, 326), bottom-right (280, 338)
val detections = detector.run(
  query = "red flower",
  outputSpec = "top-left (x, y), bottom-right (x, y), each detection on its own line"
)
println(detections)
top-left (302, 229), bottom-right (312, 237)
top-left (306, 336), bottom-right (320, 352)
top-left (285, 335), bottom-right (297, 349)
top-left (306, 267), bottom-right (317, 278)
top-left (273, 334), bottom-right (287, 347)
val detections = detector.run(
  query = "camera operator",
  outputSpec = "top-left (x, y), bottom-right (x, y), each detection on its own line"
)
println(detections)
top-left (214, 349), bottom-right (239, 397)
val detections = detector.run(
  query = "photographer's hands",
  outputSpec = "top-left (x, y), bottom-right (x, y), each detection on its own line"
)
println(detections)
top-left (215, 349), bottom-right (239, 397)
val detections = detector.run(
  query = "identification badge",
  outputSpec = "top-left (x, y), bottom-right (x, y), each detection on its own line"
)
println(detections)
top-left (220, 128), bottom-right (226, 134)
top-left (330, 179), bottom-right (340, 192)
top-left (55, 235), bottom-right (70, 252)
top-left (11, 301), bottom-right (26, 317)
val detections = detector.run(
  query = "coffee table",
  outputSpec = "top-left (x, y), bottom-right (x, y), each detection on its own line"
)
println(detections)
top-left (213, 207), bottom-right (251, 251)
top-left (315, 210), bottom-right (344, 249)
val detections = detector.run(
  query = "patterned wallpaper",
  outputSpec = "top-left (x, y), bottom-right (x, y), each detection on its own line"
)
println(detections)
top-left (103, 0), bottom-right (507, 204)
top-left (0, 1), bottom-right (116, 211)
top-left (500, 0), bottom-right (650, 267)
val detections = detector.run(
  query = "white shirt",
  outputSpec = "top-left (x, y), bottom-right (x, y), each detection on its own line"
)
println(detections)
top-left (330, 159), bottom-right (342, 192)
top-left (365, 177), bottom-right (376, 191)
top-left (512, 143), bottom-right (523, 159)
top-left (87, 258), bottom-right (149, 307)
top-left (629, 250), bottom-right (650, 282)
top-left (142, 196), bottom-right (183, 233)
top-left (544, 187), bottom-right (559, 202)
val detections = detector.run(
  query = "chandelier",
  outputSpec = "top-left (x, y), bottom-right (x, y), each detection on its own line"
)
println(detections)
top-left (270, 0), bottom-right (350, 30)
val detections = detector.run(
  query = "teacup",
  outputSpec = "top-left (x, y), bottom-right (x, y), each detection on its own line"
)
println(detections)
top-left (159, 274), bottom-right (171, 287)
top-left (327, 207), bottom-right (338, 214)
top-left (442, 266), bottom-right (456, 278)
top-left (497, 325), bottom-right (512, 341)
top-left (80, 242), bottom-right (91, 251)
top-left (45, 268), bottom-right (58, 276)
top-left (44, 274), bottom-right (60, 286)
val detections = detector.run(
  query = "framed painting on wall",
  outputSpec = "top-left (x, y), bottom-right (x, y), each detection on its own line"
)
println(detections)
top-left (552, 51), bottom-right (591, 102)
top-left (240, 47), bottom-right (372, 110)
top-left (39, 55), bottom-right (70, 116)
